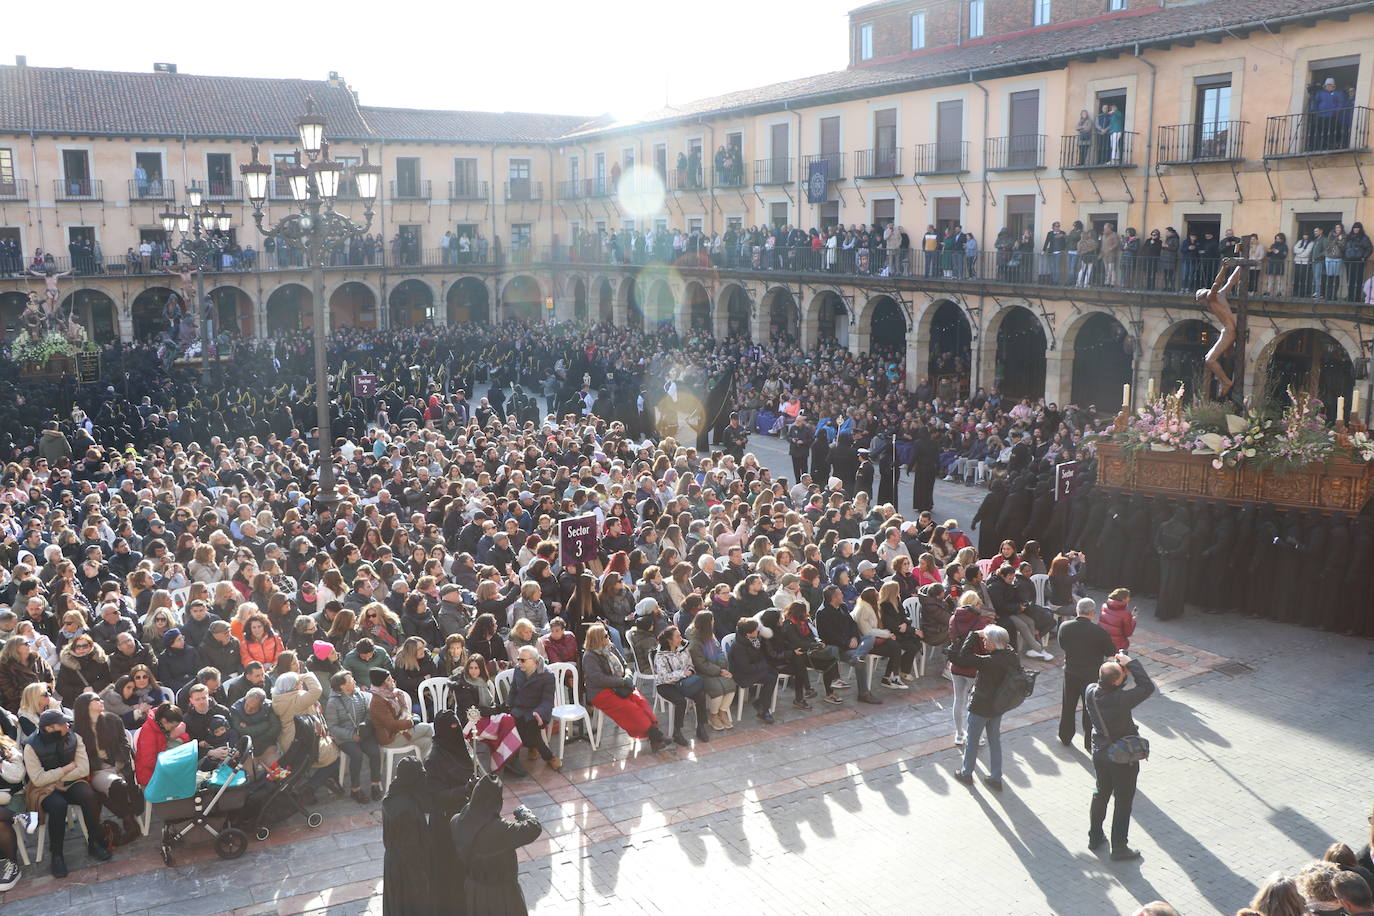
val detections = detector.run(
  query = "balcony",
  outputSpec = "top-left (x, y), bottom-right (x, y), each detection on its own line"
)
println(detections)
top-left (913, 141), bottom-right (968, 175)
top-left (986, 135), bottom-right (1046, 170)
top-left (557, 179), bottom-right (584, 201)
top-left (55, 178), bottom-right (102, 201)
top-left (801, 153), bottom-right (845, 183)
top-left (854, 147), bottom-right (903, 179)
top-left (0, 179), bottom-right (28, 201)
top-left (668, 169), bottom-right (706, 192)
top-left (1157, 121), bottom-right (1246, 165)
top-left (449, 179), bottom-right (489, 201)
top-left (1059, 131), bottom-right (1138, 169)
top-left (128, 178), bottom-right (174, 201)
top-left (711, 167), bottom-right (746, 189)
top-left (504, 179), bottom-right (543, 202)
top-left (1263, 107), bottom-right (1371, 158)
top-left (753, 158), bottom-right (792, 185)
top-left (197, 179), bottom-right (243, 201)
top-left (389, 179), bottom-right (431, 201)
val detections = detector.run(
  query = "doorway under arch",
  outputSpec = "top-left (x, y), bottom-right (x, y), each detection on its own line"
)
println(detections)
top-left (625, 279), bottom-right (643, 331)
top-left (815, 291), bottom-right (849, 349)
top-left (1262, 328), bottom-right (1354, 411)
top-left (868, 296), bottom-right (907, 359)
top-left (60, 290), bottom-right (118, 344)
top-left (646, 281), bottom-right (675, 328)
top-left (448, 278), bottom-right (490, 324)
top-left (0, 292), bottom-right (27, 341)
top-left (1158, 320), bottom-right (1217, 403)
top-left (597, 279), bottom-right (613, 323)
top-left (1070, 313), bottom-right (1133, 412)
top-left (389, 279), bottom-right (433, 328)
top-left (764, 288), bottom-right (798, 343)
top-left (994, 307), bottom-right (1047, 401)
top-left (685, 282), bottom-right (711, 334)
top-left (573, 278), bottom-right (588, 322)
top-left (330, 282), bottom-right (377, 330)
top-left (503, 275), bottom-right (542, 322)
top-left (722, 286), bottom-right (750, 340)
top-left (210, 287), bottom-right (254, 338)
top-left (131, 287), bottom-right (179, 341)
top-left (927, 301), bottom-right (972, 399)
top-left (266, 284), bottom-right (312, 334)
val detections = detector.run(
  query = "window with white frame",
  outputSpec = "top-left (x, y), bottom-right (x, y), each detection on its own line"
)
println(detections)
top-left (1034, 0), bottom-right (1051, 26)
top-left (860, 23), bottom-right (873, 60)
top-left (911, 12), bottom-right (926, 49)
top-left (969, 0), bottom-right (984, 37)
top-left (1108, 0), bottom-right (1126, 9)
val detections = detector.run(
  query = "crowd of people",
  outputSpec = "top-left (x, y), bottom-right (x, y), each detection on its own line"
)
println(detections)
top-left (0, 316), bottom-right (1362, 915)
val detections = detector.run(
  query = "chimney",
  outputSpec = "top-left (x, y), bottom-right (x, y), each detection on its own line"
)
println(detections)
top-left (15, 55), bottom-right (26, 67)
top-left (153, 62), bottom-right (177, 73)
top-left (328, 70), bottom-right (341, 86)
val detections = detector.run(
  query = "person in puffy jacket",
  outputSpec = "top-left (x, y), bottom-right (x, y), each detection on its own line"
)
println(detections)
top-left (1099, 588), bottom-right (1138, 651)
top-left (947, 591), bottom-right (996, 746)
top-left (951, 625), bottom-right (1020, 791)
top-left (133, 702), bottom-right (186, 786)
top-left (508, 646), bottom-right (558, 770)
top-left (911, 582), bottom-right (951, 647)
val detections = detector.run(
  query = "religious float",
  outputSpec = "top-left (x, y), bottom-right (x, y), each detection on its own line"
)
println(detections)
top-left (12, 291), bottom-right (99, 382)
top-left (1096, 382), bottom-right (1374, 515)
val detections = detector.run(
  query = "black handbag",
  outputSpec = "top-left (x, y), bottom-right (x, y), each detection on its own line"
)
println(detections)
top-left (1087, 688), bottom-right (1150, 764)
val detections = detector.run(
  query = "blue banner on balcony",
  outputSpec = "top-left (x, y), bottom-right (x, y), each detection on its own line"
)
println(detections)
top-left (807, 159), bottom-right (829, 203)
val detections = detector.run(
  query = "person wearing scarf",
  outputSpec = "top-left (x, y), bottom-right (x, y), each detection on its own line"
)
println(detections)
top-left (367, 668), bottom-right (432, 759)
top-left (581, 623), bottom-right (671, 752)
top-left (451, 657), bottom-right (525, 778)
top-left (23, 709), bottom-right (112, 877)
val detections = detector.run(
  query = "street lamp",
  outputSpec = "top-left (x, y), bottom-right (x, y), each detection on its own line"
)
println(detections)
top-left (160, 194), bottom-right (234, 382)
top-left (240, 96), bottom-right (381, 507)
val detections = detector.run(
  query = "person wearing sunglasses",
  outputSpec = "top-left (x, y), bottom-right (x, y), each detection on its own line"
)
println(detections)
top-left (56, 634), bottom-right (112, 705)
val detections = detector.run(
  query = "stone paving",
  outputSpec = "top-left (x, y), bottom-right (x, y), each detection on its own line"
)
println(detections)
top-left (3, 432), bottom-right (1371, 915)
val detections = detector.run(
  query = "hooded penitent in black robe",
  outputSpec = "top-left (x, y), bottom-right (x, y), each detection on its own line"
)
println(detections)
top-left (1139, 497), bottom-right (1172, 598)
top-left (1153, 504), bottom-right (1192, 621)
top-left (1346, 516), bottom-right (1374, 636)
top-left (875, 434), bottom-right (899, 506)
top-left (426, 710), bottom-right (477, 913)
top-left (972, 479), bottom-right (1008, 559)
top-left (1023, 474), bottom-right (1056, 547)
top-left (1286, 511), bottom-right (1326, 626)
top-left (1245, 505), bottom-right (1282, 618)
top-left (1074, 490), bottom-right (1109, 571)
top-left (908, 430), bottom-right (939, 513)
top-left (382, 757), bottom-right (432, 916)
top-left (1198, 503), bottom-right (1233, 611)
top-left (995, 475), bottom-right (1033, 550)
top-left (1220, 503), bottom-right (1257, 612)
top-left (451, 774), bottom-right (543, 916)
top-left (829, 434), bottom-right (859, 495)
top-left (1093, 495), bottom-right (1130, 589)
top-left (1119, 496), bottom-right (1154, 593)
top-left (810, 432), bottom-right (831, 484)
top-left (1319, 515), bottom-right (1350, 631)
top-left (1185, 502), bottom-right (1215, 606)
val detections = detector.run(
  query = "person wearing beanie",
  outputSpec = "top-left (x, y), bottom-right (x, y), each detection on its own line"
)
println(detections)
top-left (366, 668), bottom-right (433, 759)
top-left (307, 640), bottom-right (343, 696)
top-left (198, 619), bottom-right (243, 679)
top-left (195, 714), bottom-right (234, 772)
top-left (1056, 596), bottom-right (1117, 750)
top-left (269, 669), bottom-right (340, 803)
top-left (156, 628), bottom-right (202, 692)
top-left (23, 707), bottom-right (113, 876)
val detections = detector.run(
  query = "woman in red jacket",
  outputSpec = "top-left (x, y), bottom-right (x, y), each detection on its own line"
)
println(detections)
top-left (947, 591), bottom-right (996, 746)
top-left (1099, 588), bottom-right (1138, 651)
top-left (987, 540), bottom-right (1021, 576)
top-left (239, 614), bottom-right (286, 670)
top-left (133, 703), bottom-right (185, 786)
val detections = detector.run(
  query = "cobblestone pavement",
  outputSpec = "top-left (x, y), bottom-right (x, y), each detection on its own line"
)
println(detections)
top-left (4, 430), bottom-right (1371, 915)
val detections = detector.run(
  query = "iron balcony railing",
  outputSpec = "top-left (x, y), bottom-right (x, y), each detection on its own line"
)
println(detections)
top-left (913, 141), bottom-right (968, 174)
top-left (557, 179), bottom-right (584, 200)
top-left (55, 178), bottom-right (102, 201)
top-left (986, 134), bottom-right (1046, 170)
top-left (128, 178), bottom-right (174, 201)
top-left (1059, 131), bottom-right (1138, 169)
top-left (449, 179), bottom-right (489, 201)
top-left (711, 166), bottom-right (746, 188)
top-left (1263, 106), bottom-right (1372, 158)
top-left (389, 179), bottom-right (431, 200)
top-left (196, 179), bottom-right (243, 201)
top-left (0, 179), bottom-right (28, 201)
top-left (854, 147), bottom-right (903, 178)
top-left (801, 153), bottom-right (845, 182)
top-left (668, 168), bottom-right (706, 191)
top-left (753, 158), bottom-right (792, 185)
top-left (504, 179), bottom-right (543, 202)
top-left (1157, 121), bottom-right (1247, 164)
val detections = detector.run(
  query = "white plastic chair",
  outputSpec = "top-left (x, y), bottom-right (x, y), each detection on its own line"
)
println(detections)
top-left (721, 635), bottom-right (790, 719)
top-left (380, 744), bottom-right (422, 792)
top-left (976, 558), bottom-right (994, 578)
top-left (34, 806), bottom-right (89, 862)
top-left (1030, 574), bottom-right (1050, 607)
top-left (493, 668), bottom-right (514, 704)
top-left (417, 676), bottom-right (450, 722)
top-left (546, 661), bottom-right (595, 755)
top-left (169, 586), bottom-right (192, 614)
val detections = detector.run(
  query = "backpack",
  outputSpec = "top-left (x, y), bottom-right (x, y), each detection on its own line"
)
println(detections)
top-left (989, 662), bottom-right (1038, 716)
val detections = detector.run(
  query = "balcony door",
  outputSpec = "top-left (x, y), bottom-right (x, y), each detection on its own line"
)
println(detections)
top-left (1008, 90), bottom-right (1040, 167)
top-left (937, 100), bottom-right (963, 171)
top-left (1193, 77), bottom-right (1232, 158)
top-left (396, 158), bottom-right (420, 197)
top-left (770, 123), bottom-right (790, 183)
top-left (874, 108), bottom-right (898, 175)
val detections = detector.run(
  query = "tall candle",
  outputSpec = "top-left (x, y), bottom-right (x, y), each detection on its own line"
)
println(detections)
top-left (1122, 383), bottom-right (1131, 409)
top-left (1146, 378), bottom-right (1156, 401)
top-left (1353, 389), bottom-right (1362, 418)
top-left (1337, 396), bottom-right (1346, 423)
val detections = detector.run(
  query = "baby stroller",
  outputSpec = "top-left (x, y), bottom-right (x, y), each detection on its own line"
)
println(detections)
top-left (144, 737), bottom-right (253, 867)
top-left (230, 714), bottom-right (325, 840)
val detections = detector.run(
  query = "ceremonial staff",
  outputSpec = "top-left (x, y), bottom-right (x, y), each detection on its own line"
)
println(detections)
top-left (239, 99), bottom-right (382, 507)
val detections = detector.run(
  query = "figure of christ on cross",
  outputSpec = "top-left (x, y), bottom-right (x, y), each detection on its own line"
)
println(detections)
top-left (1200, 257), bottom-right (1245, 399)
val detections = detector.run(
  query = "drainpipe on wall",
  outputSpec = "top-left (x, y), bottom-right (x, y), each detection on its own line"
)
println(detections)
top-left (1135, 43), bottom-right (1159, 398)
top-left (970, 72), bottom-right (990, 393)
top-left (29, 129), bottom-right (44, 251)
top-left (704, 118), bottom-right (716, 236)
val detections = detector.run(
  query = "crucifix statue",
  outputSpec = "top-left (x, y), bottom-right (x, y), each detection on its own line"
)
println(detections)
top-left (26, 266), bottom-right (72, 308)
top-left (163, 263), bottom-right (198, 306)
top-left (1199, 257), bottom-right (1250, 400)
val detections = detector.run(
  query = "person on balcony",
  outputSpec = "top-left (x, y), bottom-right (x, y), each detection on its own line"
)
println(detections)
top-left (1310, 77), bottom-right (1348, 151)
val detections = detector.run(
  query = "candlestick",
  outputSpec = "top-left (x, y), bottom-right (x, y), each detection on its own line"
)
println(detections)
top-left (1146, 378), bottom-right (1156, 401)
top-left (1354, 388), bottom-right (1362, 418)
top-left (1337, 396), bottom-right (1346, 424)
top-left (1122, 383), bottom-right (1131, 409)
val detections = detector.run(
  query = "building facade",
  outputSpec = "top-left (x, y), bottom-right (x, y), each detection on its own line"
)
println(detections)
top-left (1, 0), bottom-right (1372, 415)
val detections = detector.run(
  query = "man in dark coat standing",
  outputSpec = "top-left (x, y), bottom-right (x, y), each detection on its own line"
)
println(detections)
top-left (787, 414), bottom-right (814, 483)
top-left (854, 448), bottom-right (875, 501)
top-left (1056, 597), bottom-right (1117, 749)
top-left (451, 773), bottom-right (543, 915)
top-left (908, 427), bottom-right (939, 513)
top-left (829, 432), bottom-right (859, 494)
top-left (720, 413), bottom-right (750, 461)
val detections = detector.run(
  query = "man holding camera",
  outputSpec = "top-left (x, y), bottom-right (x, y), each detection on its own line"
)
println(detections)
top-left (1084, 651), bottom-right (1154, 861)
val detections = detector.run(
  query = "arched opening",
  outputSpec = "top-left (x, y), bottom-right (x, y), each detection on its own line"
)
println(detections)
top-left (723, 286), bottom-right (750, 340)
top-left (994, 307), bottom-right (1047, 401)
top-left (0, 292), bottom-right (28, 341)
top-left (60, 290), bottom-right (118, 344)
top-left (685, 282), bottom-right (711, 334)
top-left (209, 287), bottom-right (254, 339)
top-left (647, 281), bottom-right (675, 329)
top-left (573, 279), bottom-right (588, 322)
top-left (764, 289), bottom-right (798, 343)
top-left (266, 284), bottom-right (312, 334)
top-left (1158, 320), bottom-right (1217, 403)
top-left (928, 301), bottom-right (972, 400)
top-left (626, 280), bottom-right (643, 332)
top-left (330, 282), bottom-right (377, 330)
top-left (1070, 313), bottom-right (1133, 413)
top-left (815, 292), bottom-right (849, 349)
top-left (1263, 329), bottom-right (1354, 412)
top-left (389, 279), bottom-right (433, 328)
top-left (868, 296), bottom-right (907, 359)
top-left (448, 278), bottom-right (490, 325)
top-left (503, 275), bottom-right (542, 323)
top-left (597, 279), bottom-right (613, 324)
top-left (131, 287), bottom-right (179, 341)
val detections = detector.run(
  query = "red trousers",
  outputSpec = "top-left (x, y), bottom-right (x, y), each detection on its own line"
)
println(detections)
top-left (591, 689), bottom-right (657, 738)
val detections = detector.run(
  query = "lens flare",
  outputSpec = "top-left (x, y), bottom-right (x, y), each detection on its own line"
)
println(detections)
top-left (616, 165), bottom-right (665, 221)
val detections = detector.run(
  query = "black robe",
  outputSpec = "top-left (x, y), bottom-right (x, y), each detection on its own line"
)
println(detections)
top-left (810, 434), bottom-right (831, 484)
top-left (1245, 507), bottom-right (1282, 618)
top-left (908, 434), bottom-right (939, 513)
top-left (1023, 478), bottom-right (1055, 547)
top-left (1154, 507), bottom-right (1191, 620)
top-left (451, 774), bottom-right (543, 916)
top-left (382, 757), bottom-right (432, 916)
top-left (1287, 512), bottom-right (1326, 627)
top-left (854, 460), bottom-right (875, 501)
top-left (973, 482), bottom-right (1009, 559)
top-left (829, 439), bottom-right (859, 494)
top-left (1319, 515), bottom-right (1350, 631)
top-left (1093, 496), bottom-right (1130, 589)
top-left (1185, 502), bottom-right (1216, 607)
top-left (1198, 504), bottom-right (1233, 611)
top-left (1220, 504), bottom-right (1257, 612)
top-left (995, 476), bottom-right (1033, 552)
top-left (1346, 517), bottom-right (1374, 636)
top-left (426, 711), bottom-right (476, 914)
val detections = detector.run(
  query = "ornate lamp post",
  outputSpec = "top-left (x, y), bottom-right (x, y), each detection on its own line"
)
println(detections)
top-left (240, 98), bottom-right (381, 506)
top-left (160, 186), bottom-right (233, 381)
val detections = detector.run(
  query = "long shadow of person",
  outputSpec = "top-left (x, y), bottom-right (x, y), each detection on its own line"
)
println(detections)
top-left (1131, 792), bottom-right (1256, 912)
